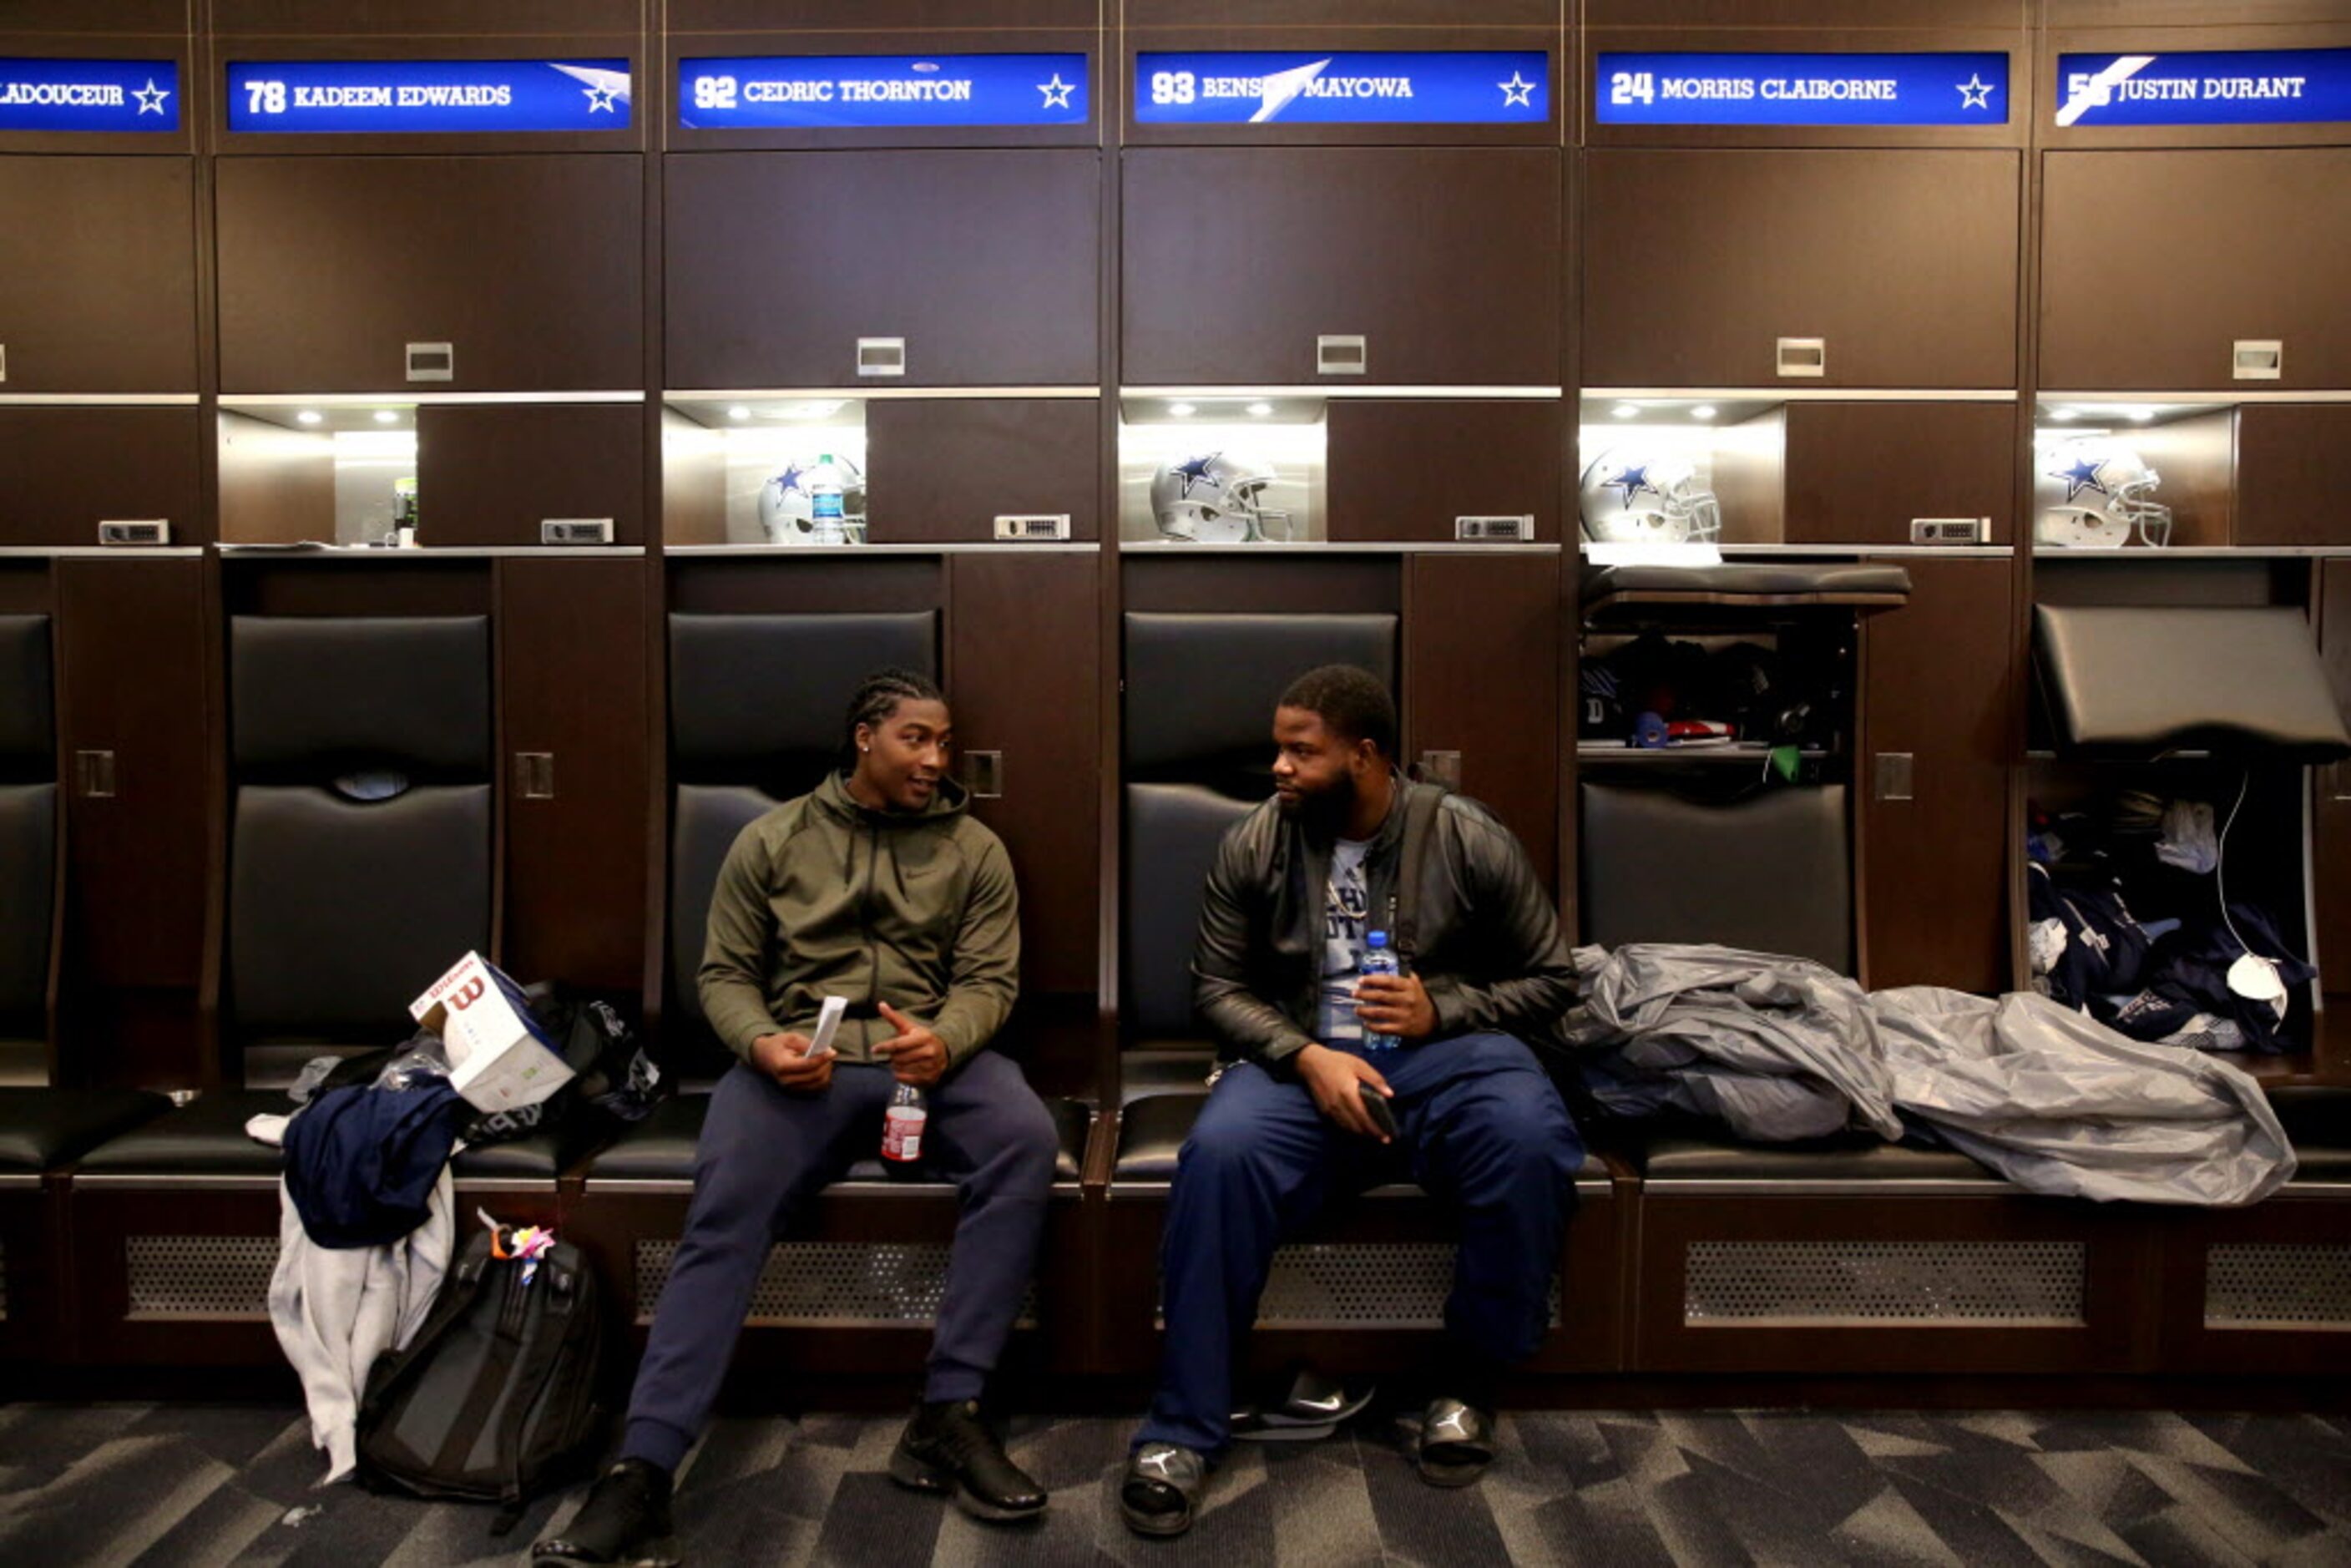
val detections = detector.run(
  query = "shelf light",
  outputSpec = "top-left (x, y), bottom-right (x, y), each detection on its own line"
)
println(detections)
top-left (1610, 403), bottom-right (1639, 419)
top-left (2050, 407), bottom-right (2079, 422)
top-left (1169, 402), bottom-right (1196, 417)
top-left (372, 409), bottom-right (399, 425)
top-left (726, 405), bottom-right (751, 422)
top-left (1246, 402), bottom-right (1272, 417)
top-left (296, 409), bottom-right (323, 426)
top-left (2126, 407), bottom-right (2156, 422)
top-left (1690, 405), bottom-right (1717, 422)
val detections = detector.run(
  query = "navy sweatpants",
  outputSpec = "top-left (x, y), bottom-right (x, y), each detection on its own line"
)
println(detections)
top-left (622, 1055), bottom-right (1059, 1472)
top-left (1135, 1031), bottom-right (1583, 1459)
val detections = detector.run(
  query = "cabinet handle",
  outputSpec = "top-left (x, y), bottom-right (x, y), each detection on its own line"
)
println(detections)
top-left (406, 341), bottom-right (454, 382)
top-left (0, 342), bottom-right (8, 383)
top-left (1777, 337), bottom-right (1826, 377)
top-left (75, 750), bottom-right (117, 799)
top-left (513, 752), bottom-right (555, 800)
top-left (1874, 752), bottom-right (1914, 802)
top-left (1317, 334), bottom-right (1367, 376)
top-left (961, 750), bottom-right (1004, 799)
top-left (858, 336), bottom-right (907, 377)
top-left (2232, 339), bottom-right (2283, 381)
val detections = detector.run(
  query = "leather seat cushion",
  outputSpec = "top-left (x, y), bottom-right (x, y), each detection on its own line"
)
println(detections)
top-left (1123, 784), bottom-right (1253, 1039)
top-left (231, 615), bottom-right (490, 773)
top-left (75, 1090), bottom-right (289, 1177)
top-left (1583, 564), bottom-right (1912, 603)
top-left (2035, 604), bottom-right (2351, 759)
top-left (1640, 1134), bottom-right (1999, 1183)
top-left (1122, 612), bottom-right (1397, 775)
top-left (1580, 780), bottom-right (1851, 973)
top-left (668, 612), bottom-right (937, 777)
top-left (0, 1088), bottom-right (174, 1173)
top-left (587, 1090), bottom-right (1090, 1185)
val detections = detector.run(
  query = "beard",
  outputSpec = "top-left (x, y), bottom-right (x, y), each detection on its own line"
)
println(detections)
top-left (1279, 771), bottom-right (1355, 832)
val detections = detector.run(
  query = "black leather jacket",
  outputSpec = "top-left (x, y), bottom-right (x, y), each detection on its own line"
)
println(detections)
top-left (1191, 779), bottom-right (1576, 1072)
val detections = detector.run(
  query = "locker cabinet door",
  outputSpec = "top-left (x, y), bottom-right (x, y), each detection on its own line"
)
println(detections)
top-left (415, 403), bottom-right (645, 547)
top-left (864, 398), bottom-right (1100, 544)
top-left (498, 556), bottom-right (650, 994)
top-left (2234, 405), bottom-right (2351, 549)
top-left (2041, 149), bottom-right (2351, 393)
top-left (216, 155), bottom-right (644, 393)
top-left (1860, 555), bottom-right (2015, 993)
top-left (1123, 147), bottom-right (1563, 387)
top-left (1583, 149), bottom-right (2020, 391)
top-left (665, 149), bottom-right (1100, 389)
top-left (0, 407), bottom-right (202, 549)
top-left (1783, 402), bottom-right (2017, 547)
top-left (0, 157), bottom-right (198, 393)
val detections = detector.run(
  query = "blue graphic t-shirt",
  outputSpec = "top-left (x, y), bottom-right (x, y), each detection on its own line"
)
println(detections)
top-left (1316, 837), bottom-right (1372, 1043)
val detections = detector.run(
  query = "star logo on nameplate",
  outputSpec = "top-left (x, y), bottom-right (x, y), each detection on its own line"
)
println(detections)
top-left (133, 77), bottom-right (171, 115)
top-left (584, 83), bottom-right (619, 113)
top-left (1956, 73), bottom-right (1996, 110)
top-left (2053, 457), bottom-right (2109, 502)
top-left (1038, 73), bottom-right (1075, 110)
top-left (1498, 71), bottom-right (1537, 109)
top-left (1171, 453), bottom-right (1221, 499)
top-left (1609, 464), bottom-right (1658, 508)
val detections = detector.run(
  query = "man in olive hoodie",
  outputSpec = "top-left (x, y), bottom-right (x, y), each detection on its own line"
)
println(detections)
top-left (538, 670), bottom-right (1059, 1568)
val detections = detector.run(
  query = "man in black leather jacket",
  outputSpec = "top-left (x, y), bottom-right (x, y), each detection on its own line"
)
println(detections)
top-left (1120, 665), bottom-right (1585, 1539)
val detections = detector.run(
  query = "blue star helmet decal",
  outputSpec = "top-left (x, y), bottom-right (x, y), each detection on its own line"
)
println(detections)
top-left (1171, 453), bottom-right (1221, 499)
top-left (2053, 456), bottom-right (2108, 503)
top-left (773, 462), bottom-right (807, 495)
top-left (1609, 463), bottom-right (1659, 508)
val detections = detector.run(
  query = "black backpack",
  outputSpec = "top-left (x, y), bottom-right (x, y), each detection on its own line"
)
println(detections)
top-left (356, 1221), bottom-right (609, 1531)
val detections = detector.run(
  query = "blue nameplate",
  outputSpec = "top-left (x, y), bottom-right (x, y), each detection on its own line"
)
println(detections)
top-left (680, 54), bottom-right (1088, 129)
top-left (1595, 52), bottom-right (2009, 126)
top-left (0, 58), bottom-right (179, 133)
top-left (1134, 52), bottom-right (1548, 126)
top-left (225, 59), bottom-right (631, 134)
top-left (2057, 49), bottom-right (2351, 127)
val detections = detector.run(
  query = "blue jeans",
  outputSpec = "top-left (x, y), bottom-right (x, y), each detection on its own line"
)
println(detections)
top-left (621, 1055), bottom-right (1058, 1472)
top-left (1135, 1031), bottom-right (1582, 1458)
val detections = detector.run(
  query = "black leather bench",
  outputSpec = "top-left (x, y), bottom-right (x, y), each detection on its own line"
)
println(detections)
top-left (579, 1090), bottom-right (1093, 1190)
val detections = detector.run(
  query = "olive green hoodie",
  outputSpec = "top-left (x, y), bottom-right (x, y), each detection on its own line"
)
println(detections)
top-left (697, 771), bottom-right (1019, 1068)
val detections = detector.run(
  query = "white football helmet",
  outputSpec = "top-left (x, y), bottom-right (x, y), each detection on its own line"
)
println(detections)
top-left (1578, 448), bottom-right (1722, 544)
top-left (2037, 439), bottom-right (2171, 549)
top-left (757, 453), bottom-right (867, 544)
top-left (1150, 451), bottom-right (1291, 543)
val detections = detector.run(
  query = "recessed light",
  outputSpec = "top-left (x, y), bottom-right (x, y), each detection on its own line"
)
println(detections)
top-left (372, 409), bottom-right (398, 424)
top-left (2126, 407), bottom-right (2156, 422)
top-left (1690, 405), bottom-right (1717, 422)
top-left (726, 405), bottom-right (751, 422)
top-left (1169, 402), bottom-right (1196, 417)
top-left (296, 409), bottom-right (323, 426)
top-left (1246, 402), bottom-right (1272, 417)
top-left (1610, 403), bottom-right (1639, 419)
top-left (2051, 408), bottom-right (2079, 422)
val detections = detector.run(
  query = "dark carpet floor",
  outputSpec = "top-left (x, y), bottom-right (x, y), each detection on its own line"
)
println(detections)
top-left (1, 1404), bottom-right (2347, 1565)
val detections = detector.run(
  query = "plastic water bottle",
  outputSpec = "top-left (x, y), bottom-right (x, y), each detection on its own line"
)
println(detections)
top-left (882, 1081), bottom-right (927, 1162)
top-left (1358, 930), bottom-right (1401, 1053)
top-left (808, 453), bottom-right (847, 546)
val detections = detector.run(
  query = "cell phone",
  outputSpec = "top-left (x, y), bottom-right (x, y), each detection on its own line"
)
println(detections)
top-left (1358, 1080), bottom-right (1398, 1140)
top-left (803, 995), bottom-right (848, 1059)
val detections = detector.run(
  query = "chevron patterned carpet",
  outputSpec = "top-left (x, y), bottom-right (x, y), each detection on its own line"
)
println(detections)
top-left (1, 1404), bottom-right (2346, 1565)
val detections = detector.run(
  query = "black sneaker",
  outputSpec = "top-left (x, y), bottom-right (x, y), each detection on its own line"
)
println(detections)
top-left (889, 1399), bottom-right (1048, 1523)
top-left (1119, 1442), bottom-right (1206, 1538)
top-left (1415, 1398), bottom-right (1497, 1489)
top-left (533, 1458), bottom-right (681, 1567)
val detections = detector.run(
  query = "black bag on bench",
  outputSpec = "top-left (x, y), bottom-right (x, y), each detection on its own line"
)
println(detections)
top-left (356, 1219), bottom-right (609, 1531)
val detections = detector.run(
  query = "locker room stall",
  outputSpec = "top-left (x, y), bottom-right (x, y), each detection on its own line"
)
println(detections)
top-left (0, 0), bottom-right (2346, 1403)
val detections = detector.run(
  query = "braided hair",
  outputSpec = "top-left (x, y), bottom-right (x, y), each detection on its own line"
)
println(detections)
top-left (844, 666), bottom-right (946, 763)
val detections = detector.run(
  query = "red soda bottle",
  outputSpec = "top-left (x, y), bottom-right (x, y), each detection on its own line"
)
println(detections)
top-left (882, 1081), bottom-right (927, 1162)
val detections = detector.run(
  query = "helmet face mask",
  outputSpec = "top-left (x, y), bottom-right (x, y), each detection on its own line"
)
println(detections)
top-left (1578, 448), bottom-right (1722, 545)
top-left (1150, 451), bottom-right (1292, 543)
top-left (2037, 439), bottom-right (2171, 549)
